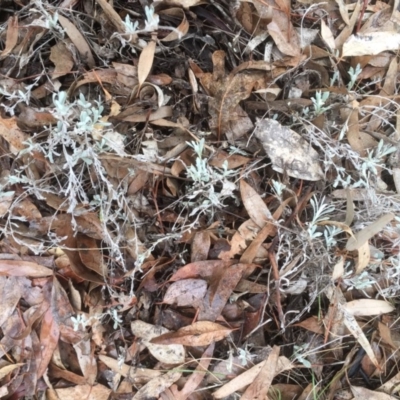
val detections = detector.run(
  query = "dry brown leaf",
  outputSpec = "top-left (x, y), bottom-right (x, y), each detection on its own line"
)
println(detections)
top-left (163, 279), bottom-right (207, 307)
top-left (254, 118), bottom-right (323, 181)
top-left (138, 40), bottom-right (156, 88)
top-left (159, 8), bottom-right (189, 42)
top-left (170, 343), bottom-right (214, 400)
top-left (198, 264), bottom-right (248, 321)
top-left (0, 16), bottom-right (19, 60)
top-left (169, 260), bottom-right (237, 281)
top-left (294, 316), bottom-right (324, 335)
top-left (219, 219), bottom-right (260, 260)
top-left (268, 18), bottom-right (300, 57)
top-left (334, 0), bottom-right (361, 49)
top-left (131, 320), bottom-right (185, 364)
top-left (55, 218), bottom-right (106, 284)
top-left (98, 355), bottom-right (162, 383)
top-left (335, 0), bottom-right (350, 25)
top-left (209, 150), bottom-right (251, 169)
top-left (346, 213), bottom-right (395, 250)
top-left (325, 286), bottom-right (381, 370)
top-left (365, 56), bottom-right (398, 132)
top-left (133, 371), bottom-right (182, 400)
top-left (77, 234), bottom-right (106, 277)
top-left (0, 260), bottom-right (53, 277)
top-left (235, 279), bottom-right (269, 294)
top-left (73, 338), bottom-right (97, 385)
top-left (150, 321), bottom-right (235, 346)
top-left (57, 15), bottom-right (95, 68)
top-left (240, 180), bottom-right (273, 228)
top-left (213, 354), bottom-right (293, 399)
top-left (0, 116), bottom-right (28, 154)
top-left (200, 50), bottom-right (268, 142)
top-left (0, 191), bottom-right (14, 218)
top-left (354, 240), bottom-right (370, 274)
top-left (351, 386), bottom-right (394, 399)
top-left (50, 41), bottom-right (74, 79)
top-left (191, 231), bottom-right (211, 262)
top-left (240, 346), bottom-right (280, 400)
top-left (95, 0), bottom-right (126, 33)
top-left (53, 384), bottom-right (111, 400)
top-left (0, 277), bottom-right (21, 327)
top-left (37, 307), bottom-right (60, 379)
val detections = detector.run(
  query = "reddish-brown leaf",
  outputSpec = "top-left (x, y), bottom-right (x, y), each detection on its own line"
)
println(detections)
top-left (0, 260), bottom-right (53, 277)
top-left (37, 307), bottom-right (60, 379)
top-left (150, 321), bottom-right (235, 346)
top-left (198, 264), bottom-right (247, 321)
top-left (169, 260), bottom-right (237, 282)
top-left (191, 231), bottom-right (211, 262)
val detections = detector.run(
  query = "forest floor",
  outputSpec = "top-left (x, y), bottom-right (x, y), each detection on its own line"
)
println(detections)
top-left (1, 0), bottom-right (400, 399)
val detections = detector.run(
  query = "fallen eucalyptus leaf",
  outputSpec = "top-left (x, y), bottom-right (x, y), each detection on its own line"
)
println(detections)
top-left (254, 118), bottom-right (323, 181)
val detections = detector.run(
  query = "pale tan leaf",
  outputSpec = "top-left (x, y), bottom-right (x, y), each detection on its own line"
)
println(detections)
top-left (53, 384), bottom-right (111, 400)
top-left (0, 191), bottom-right (14, 218)
top-left (138, 40), bottom-right (156, 88)
top-left (351, 386), bottom-right (394, 399)
top-left (160, 0), bottom-right (205, 7)
top-left (267, 20), bottom-right (300, 57)
top-left (0, 260), bottom-right (53, 277)
top-left (240, 346), bottom-right (280, 400)
top-left (0, 116), bottom-right (28, 154)
top-left (133, 371), bottom-right (182, 400)
top-left (98, 355), bottom-right (162, 383)
top-left (346, 213), bottom-right (395, 250)
top-left (334, 0), bottom-right (361, 48)
top-left (50, 41), bottom-right (74, 79)
top-left (0, 16), bottom-right (18, 60)
top-left (354, 240), bottom-right (370, 274)
top-left (163, 279), bottom-right (207, 307)
top-left (321, 20), bottom-right (336, 50)
top-left (0, 276), bottom-right (21, 327)
top-left (343, 32), bottom-right (400, 57)
top-left (0, 363), bottom-right (24, 380)
top-left (131, 320), bottom-right (185, 364)
top-left (344, 299), bottom-right (395, 316)
top-left (95, 0), bottom-right (126, 33)
top-left (254, 118), bottom-right (323, 181)
top-left (191, 231), bottom-right (211, 262)
top-left (342, 303), bottom-right (380, 369)
top-left (57, 15), bottom-right (95, 68)
top-left (150, 321), bottom-right (234, 346)
top-left (331, 257), bottom-right (344, 281)
top-left (213, 355), bottom-right (292, 399)
top-left (335, 0), bottom-right (350, 25)
top-left (74, 339), bottom-right (97, 385)
top-left (240, 180), bottom-right (273, 228)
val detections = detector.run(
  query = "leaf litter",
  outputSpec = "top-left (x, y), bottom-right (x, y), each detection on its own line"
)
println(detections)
top-left (0, 0), bottom-right (400, 398)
